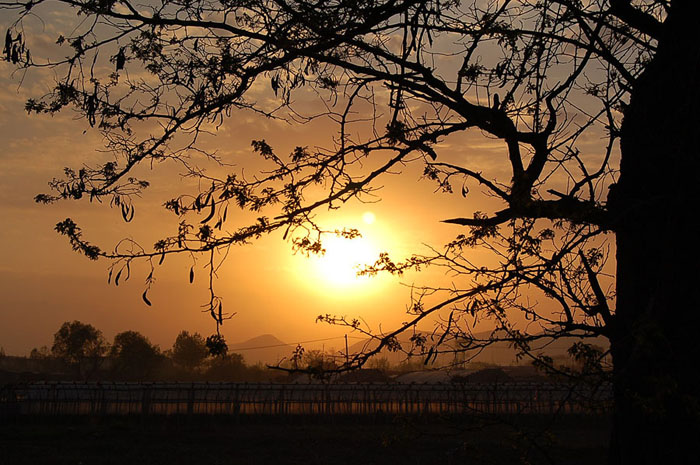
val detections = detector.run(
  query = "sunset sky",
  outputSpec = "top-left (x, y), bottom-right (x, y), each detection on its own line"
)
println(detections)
top-left (0, 58), bottom-right (501, 357)
top-left (0, 4), bottom-right (615, 360)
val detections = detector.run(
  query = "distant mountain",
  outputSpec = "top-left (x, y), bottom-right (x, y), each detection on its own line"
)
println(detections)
top-left (229, 334), bottom-right (296, 366)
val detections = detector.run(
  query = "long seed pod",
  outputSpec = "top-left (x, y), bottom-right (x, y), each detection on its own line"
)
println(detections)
top-left (200, 197), bottom-right (215, 223)
top-left (4, 30), bottom-right (12, 60)
top-left (121, 203), bottom-right (132, 222)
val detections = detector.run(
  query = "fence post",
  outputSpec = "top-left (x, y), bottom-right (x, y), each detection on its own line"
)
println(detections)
top-left (141, 384), bottom-right (151, 416)
top-left (187, 383), bottom-right (195, 415)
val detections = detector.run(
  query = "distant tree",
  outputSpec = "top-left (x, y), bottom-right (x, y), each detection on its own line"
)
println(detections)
top-left (366, 356), bottom-right (390, 373)
top-left (51, 320), bottom-right (108, 379)
top-left (172, 330), bottom-right (209, 371)
top-left (394, 358), bottom-right (429, 375)
top-left (303, 349), bottom-right (338, 375)
top-left (110, 331), bottom-right (162, 380)
top-left (29, 346), bottom-right (51, 360)
top-left (205, 353), bottom-right (246, 382)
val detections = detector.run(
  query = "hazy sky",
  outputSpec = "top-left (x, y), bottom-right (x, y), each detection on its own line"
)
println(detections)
top-left (0, 5), bottom-right (614, 358)
top-left (0, 57), bottom-right (503, 357)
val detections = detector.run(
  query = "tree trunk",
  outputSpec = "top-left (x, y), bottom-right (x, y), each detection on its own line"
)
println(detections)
top-left (612, 2), bottom-right (700, 463)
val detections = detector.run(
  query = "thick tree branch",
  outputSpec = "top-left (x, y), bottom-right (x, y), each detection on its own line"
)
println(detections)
top-left (443, 198), bottom-right (610, 229)
top-left (609, 0), bottom-right (663, 39)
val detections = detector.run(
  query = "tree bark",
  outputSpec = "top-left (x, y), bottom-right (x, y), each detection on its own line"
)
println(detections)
top-left (612, 1), bottom-right (700, 463)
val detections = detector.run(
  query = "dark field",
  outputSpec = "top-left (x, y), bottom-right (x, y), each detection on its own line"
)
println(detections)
top-left (0, 414), bottom-right (610, 465)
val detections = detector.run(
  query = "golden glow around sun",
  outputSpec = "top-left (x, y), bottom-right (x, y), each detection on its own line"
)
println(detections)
top-left (315, 234), bottom-right (379, 287)
top-left (362, 211), bottom-right (376, 224)
top-left (290, 210), bottom-right (399, 295)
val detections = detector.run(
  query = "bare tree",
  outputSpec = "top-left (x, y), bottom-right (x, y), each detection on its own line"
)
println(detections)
top-left (2, 1), bottom-right (697, 462)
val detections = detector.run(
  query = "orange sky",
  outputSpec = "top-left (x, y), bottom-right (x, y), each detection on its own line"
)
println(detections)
top-left (0, 7), bottom-right (616, 359)
top-left (0, 61), bottom-right (499, 356)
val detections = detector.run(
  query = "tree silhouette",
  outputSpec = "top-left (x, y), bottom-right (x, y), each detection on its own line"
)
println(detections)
top-left (172, 330), bottom-right (209, 371)
top-left (50, 320), bottom-right (108, 380)
top-left (29, 345), bottom-right (51, 360)
top-left (110, 330), bottom-right (162, 380)
top-left (2, 1), bottom-right (697, 462)
top-left (205, 352), bottom-right (246, 381)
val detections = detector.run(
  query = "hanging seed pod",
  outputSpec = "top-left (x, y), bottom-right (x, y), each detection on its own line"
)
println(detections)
top-left (4, 30), bottom-right (12, 61)
top-left (200, 197), bottom-right (215, 223)
top-left (115, 47), bottom-right (126, 71)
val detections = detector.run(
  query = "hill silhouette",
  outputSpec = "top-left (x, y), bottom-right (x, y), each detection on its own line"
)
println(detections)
top-left (229, 334), bottom-right (295, 366)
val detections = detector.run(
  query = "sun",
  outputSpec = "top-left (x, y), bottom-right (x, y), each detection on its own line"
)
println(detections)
top-left (290, 211), bottom-right (396, 295)
top-left (314, 235), bottom-right (379, 288)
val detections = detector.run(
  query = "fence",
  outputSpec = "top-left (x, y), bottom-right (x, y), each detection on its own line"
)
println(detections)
top-left (0, 382), bottom-right (612, 417)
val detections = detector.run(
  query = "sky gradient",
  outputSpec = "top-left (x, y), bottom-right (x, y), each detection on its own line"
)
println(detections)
top-left (0, 3), bottom-right (614, 359)
top-left (0, 56), bottom-right (500, 356)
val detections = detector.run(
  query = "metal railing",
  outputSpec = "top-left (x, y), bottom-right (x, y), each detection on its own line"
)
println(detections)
top-left (0, 381), bottom-right (612, 417)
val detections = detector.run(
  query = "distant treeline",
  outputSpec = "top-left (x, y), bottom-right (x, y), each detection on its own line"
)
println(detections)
top-left (0, 321), bottom-right (439, 384)
top-left (0, 321), bottom-right (285, 383)
top-left (0, 321), bottom-right (562, 385)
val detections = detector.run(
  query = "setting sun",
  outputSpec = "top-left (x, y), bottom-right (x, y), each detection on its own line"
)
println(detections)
top-left (314, 235), bottom-right (380, 287)
top-left (362, 211), bottom-right (376, 224)
top-left (288, 210), bottom-right (400, 296)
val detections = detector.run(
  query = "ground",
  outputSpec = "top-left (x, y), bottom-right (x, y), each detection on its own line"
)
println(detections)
top-left (0, 414), bottom-right (609, 464)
